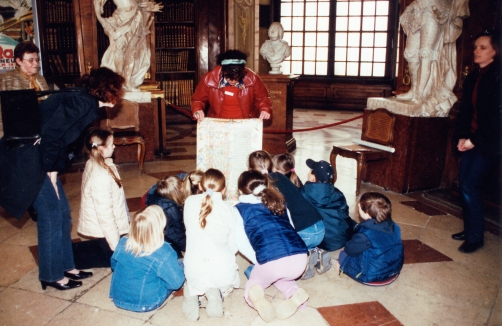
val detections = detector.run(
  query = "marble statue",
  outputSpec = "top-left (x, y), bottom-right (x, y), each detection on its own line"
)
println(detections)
top-left (384, 0), bottom-right (469, 117)
top-left (94, 0), bottom-right (162, 92)
top-left (260, 22), bottom-right (291, 74)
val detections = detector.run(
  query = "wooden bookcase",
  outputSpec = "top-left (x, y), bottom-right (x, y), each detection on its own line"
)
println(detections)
top-left (153, 0), bottom-right (196, 108)
top-left (36, 0), bottom-right (80, 88)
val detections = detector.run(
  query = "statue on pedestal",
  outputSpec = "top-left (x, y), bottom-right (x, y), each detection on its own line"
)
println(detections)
top-left (260, 22), bottom-right (291, 74)
top-left (389, 0), bottom-right (469, 117)
top-left (94, 0), bottom-right (162, 92)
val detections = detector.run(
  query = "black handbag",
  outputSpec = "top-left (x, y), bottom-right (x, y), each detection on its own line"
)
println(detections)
top-left (0, 89), bottom-right (41, 143)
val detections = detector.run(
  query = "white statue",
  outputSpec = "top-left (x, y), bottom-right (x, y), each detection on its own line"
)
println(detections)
top-left (260, 22), bottom-right (291, 74)
top-left (394, 0), bottom-right (469, 116)
top-left (94, 0), bottom-right (162, 92)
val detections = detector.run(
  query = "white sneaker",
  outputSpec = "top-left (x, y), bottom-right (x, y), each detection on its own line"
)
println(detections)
top-left (276, 288), bottom-right (309, 320)
top-left (248, 284), bottom-right (276, 322)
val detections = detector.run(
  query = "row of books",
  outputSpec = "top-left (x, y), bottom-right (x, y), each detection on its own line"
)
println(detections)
top-left (43, 0), bottom-right (74, 23)
top-left (45, 27), bottom-right (76, 51)
top-left (155, 25), bottom-right (195, 48)
top-left (155, 2), bottom-right (194, 22)
top-left (47, 53), bottom-right (79, 75)
top-left (156, 50), bottom-right (192, 72)
top-left (161, 79), bottom-right (193, 107)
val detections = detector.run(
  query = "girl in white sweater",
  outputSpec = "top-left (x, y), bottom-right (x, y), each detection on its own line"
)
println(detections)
top-left (182, 168), bottom-right (239, 321)
top-left (77, 129), bottom-right (129, 268)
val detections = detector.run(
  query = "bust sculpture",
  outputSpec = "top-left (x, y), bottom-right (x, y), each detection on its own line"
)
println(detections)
top-left (94, 0), bottom-right (162, 92)
top-left (260, 22), bottom-right (291, 74)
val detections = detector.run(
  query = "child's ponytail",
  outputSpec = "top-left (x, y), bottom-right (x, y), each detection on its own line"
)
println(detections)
top-left (238, 170), bottom-right (286, 215)
top-left (84, 128), bottom-right (122, 188)
top-left (198, 169), bottom-right (226, 229)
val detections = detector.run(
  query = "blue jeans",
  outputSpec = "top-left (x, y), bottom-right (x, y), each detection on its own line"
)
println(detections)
top-left (297, 220), bottom-right (325, 249)
top-left (458, 148), bottom-right (498, 243)
top-left (33, 175), bottom-right (75, 282)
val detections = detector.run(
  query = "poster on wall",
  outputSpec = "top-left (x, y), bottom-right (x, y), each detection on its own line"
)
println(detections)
top-left (0, 0), bottom-right (36, 72)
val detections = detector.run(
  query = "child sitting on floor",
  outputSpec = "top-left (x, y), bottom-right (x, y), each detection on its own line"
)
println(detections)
top-left (272, 153), bottom-right (303, 187)
top-left (337, 192), bottom-right (404, 285)
top-left (182, 169), bottom-right (240, 321)
top-left (109, 205), bottom-right (185, 312)
top-left (145, 176), bottom-right (186, 258)
top-left (235, 170), bottom-right (309, 323)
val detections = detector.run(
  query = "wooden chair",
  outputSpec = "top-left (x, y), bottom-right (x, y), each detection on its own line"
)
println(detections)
top-left (330, 108), bottom-right (396, 195)
top-left (101, 99), bottom-right (146, 173)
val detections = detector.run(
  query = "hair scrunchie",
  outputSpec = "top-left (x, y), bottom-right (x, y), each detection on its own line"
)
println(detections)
top-left (260, 169), bottom-right (268, 175)
top-left (253, 184), bottom-right (266, 195)
top-left (204, 188), bottom-right (214, 196)
top-left (290, 168), bottom-right (295, 173)
top-left (92, 142), bottom-right (98, 148)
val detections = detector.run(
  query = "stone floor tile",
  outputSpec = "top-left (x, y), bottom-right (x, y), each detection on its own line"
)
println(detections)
top-left (0, 243), bottom-right (37, 286)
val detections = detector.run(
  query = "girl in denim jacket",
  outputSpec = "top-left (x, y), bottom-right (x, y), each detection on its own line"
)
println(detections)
top-left (109, 205), bottom-right (184, 312)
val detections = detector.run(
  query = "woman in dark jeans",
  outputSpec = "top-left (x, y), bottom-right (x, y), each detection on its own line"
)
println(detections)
top-left (452, 29), bottom-right (500, 253)
top-left (0, 67), bottom-right (125, 290)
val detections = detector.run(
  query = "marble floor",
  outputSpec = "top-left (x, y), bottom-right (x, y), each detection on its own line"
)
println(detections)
top-left (0, 109), bottom-right (501, 326)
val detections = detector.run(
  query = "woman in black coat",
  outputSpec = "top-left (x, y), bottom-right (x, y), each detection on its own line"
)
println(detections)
top-left (452, 30), bottom-right (501, 253)
top-left (0, 67), bottom-right (125, 290)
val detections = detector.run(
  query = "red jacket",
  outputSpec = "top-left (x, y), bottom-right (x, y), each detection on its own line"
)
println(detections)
top-left (191, 66), bottom-right (272, 118)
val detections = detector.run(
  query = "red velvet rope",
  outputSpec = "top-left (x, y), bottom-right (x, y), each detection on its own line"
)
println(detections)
top-left (166, 101), bottom-right (364, 134)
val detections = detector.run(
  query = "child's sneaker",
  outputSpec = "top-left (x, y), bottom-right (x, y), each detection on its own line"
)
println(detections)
top-left (301, 248), bottom-right (317, 280)
top-left (315, 249), bottom-right (332, 274)
top-left (182, 287), bottom-right (200, 321)
top-left (205, 288), bottom-right (223, 318)
top-left (275, 288), bottom-right (309, 319)
top-left (248, 284), bottom-right (276, 322)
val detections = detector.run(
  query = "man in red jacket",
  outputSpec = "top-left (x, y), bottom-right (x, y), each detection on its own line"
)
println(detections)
top-left (191, 50), bottom-right (272, 121)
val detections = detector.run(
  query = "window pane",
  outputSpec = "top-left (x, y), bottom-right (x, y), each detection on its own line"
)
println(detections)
top-left (318, 2), bottom-right (330, 16)
top-left (291, 32), bottom-right (303, 46)
top-left (374, 48), bottom-right (387, 62)
top-left (334, 62), bottom-right (346, 75)
top-left (363, 1), bottom-right (375, 15)
top-left (283, 32), bottom-right (292, 44)
top-left (282, 63), bottom-right (291, 75)
top-left (347, 32), bottom-right (360, 47)
top-left (317, 47), bottom-right (328, 61)
top-left (334, 47), bottom-right (347, 61)
top-left (304, 61), bottom-right (316, 75)
top-left (347, 62), bottom-right (359, 76)
top-left (360, 62), bottom-right (372, 76)
top-left (291, 47), bottom-right (303, 60)
top-left (291, 61), bottom-right (303, 74)
top-left (292, 17), bottom-right (304, 31)
top-left (348, 1), bottom-right (361, 15)
top-left (362, 17), bottom-right (375, 31)
top-left (376, 1), bottom-right (389, 15)
top-left (361, 32), bottom-right (374, 46)
top-left (375, 17), bottom-right (388, 31)
top-left (305, 3), bottom-right (317, 16)
top-left (347, 48), bottom-right (359, 61)
top-left (318, 17), bottom-right (329, 31)
top-left (304, 47), bottom-right (316, 60)
top-left (305, 32), bottom-right (317, 46)
top-left (373, 63), bottom-right (385, 76)
top-left (292, 2), bottom-right (304, 16)
top-left (316, 61), bottom-right (327, 75)
top-left (317, 33), bottom-right (329, 46)
top-left (348, 16), bottom-right (361, 31)
top-left (374, 32), bottom-right (387, 46)
top-left (281, 17), bottom-right (292, 30)
top-left (281, 3), bottom-right (292, 16)
top-left (336, 2), bottom-right (348, 16)
top-left (336, 17), bottom-right (348, 31)
top-left (305, 17), bottom-right (317, 31)
top-left (361, 48), bottom-right (373, 61)
top-left (335, 32), bottom-right (347, 46)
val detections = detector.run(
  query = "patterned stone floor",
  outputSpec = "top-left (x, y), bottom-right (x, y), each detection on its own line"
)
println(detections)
top-left (0, 109), bottom-right (501, 326)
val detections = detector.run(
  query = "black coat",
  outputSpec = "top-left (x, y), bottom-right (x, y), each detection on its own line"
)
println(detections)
top-left (0, 88), bottom-right (99, 218)
top-left (454, 61), bottom-right (501, 158)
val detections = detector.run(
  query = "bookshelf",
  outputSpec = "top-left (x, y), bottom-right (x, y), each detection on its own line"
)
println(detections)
top-left (154, 0), bottom-right (196, 107)
top-left (36, 0), bottom-right (80, 88)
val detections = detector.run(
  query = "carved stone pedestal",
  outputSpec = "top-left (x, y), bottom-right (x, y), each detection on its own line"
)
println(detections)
top-left (260, 74), bottom-right (298, 154)
top-left (364, 100), bottom-right (450, 193)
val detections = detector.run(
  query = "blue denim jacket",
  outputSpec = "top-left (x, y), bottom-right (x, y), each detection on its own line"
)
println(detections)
top-left (110, 237), bottom-right (185, 312)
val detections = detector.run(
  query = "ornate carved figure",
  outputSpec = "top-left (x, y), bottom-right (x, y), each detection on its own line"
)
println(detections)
top-left (94, 0), bottom-right (162, 92)
top-left (396, 0), bottom-right (469, 117)
top-left (260, 22), bottom-right (291, 74)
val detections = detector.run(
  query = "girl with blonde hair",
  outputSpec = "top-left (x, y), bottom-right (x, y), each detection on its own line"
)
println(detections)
top-left (182, 168), bottom-right (239, 321)
top-left (77, 128), bottom-right (129, 268)
top-left (109, 205), bottom-right (185, 312)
